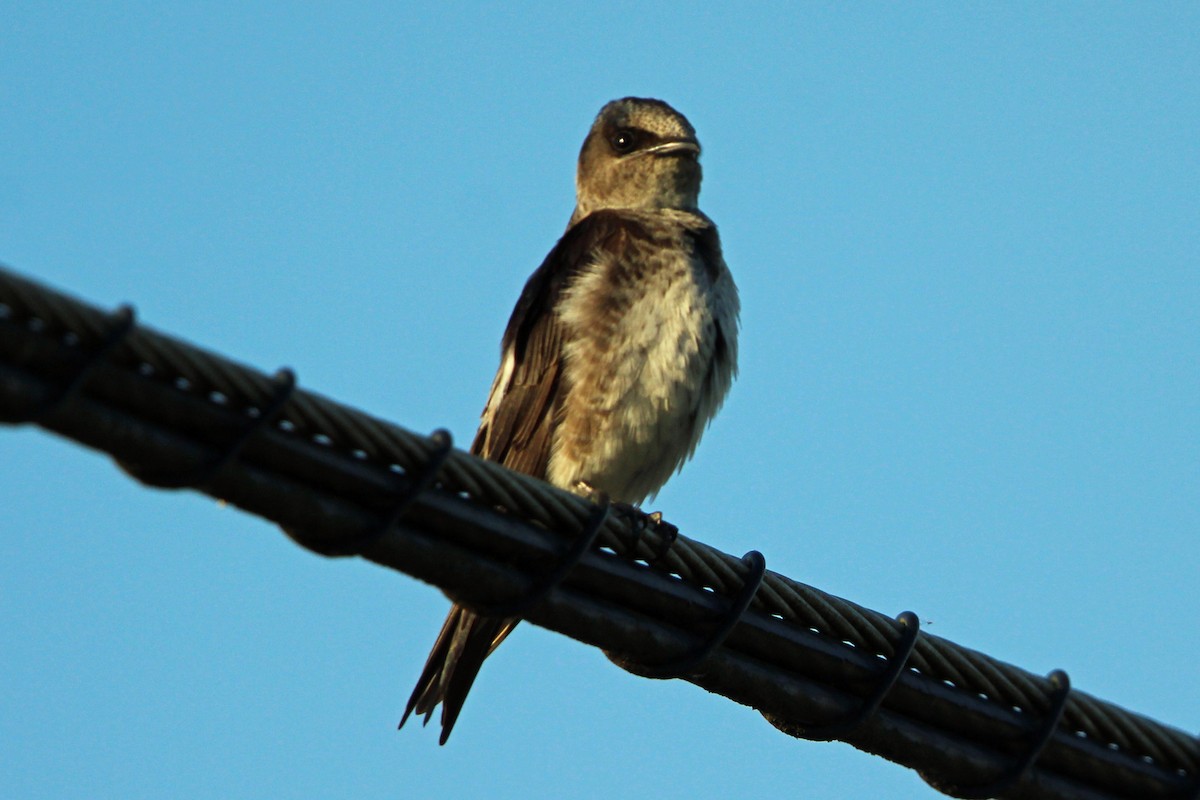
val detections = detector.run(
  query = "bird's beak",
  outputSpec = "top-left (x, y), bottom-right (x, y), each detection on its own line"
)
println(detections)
top-left (642, 137), bottom-right (701, 158)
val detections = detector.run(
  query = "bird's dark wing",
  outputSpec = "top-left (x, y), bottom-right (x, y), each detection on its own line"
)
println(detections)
top-left (401, 211), bottom-right (650, 744)
top-left (470, 210), bottom-right (648, 470)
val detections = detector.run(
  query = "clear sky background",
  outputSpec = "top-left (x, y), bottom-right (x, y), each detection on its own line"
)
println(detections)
top-left (2, 4), bottom-right (1197, 799)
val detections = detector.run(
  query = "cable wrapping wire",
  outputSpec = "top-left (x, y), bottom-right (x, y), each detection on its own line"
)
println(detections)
top-left (1, 264), bottom-right (1197, 800)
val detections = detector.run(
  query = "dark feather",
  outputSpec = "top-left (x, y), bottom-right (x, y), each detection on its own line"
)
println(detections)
top-left (687, 222), bottom-right (724, 283)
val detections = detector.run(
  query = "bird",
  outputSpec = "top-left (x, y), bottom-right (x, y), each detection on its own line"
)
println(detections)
top-left (400, 97), bottom-right (739, 744)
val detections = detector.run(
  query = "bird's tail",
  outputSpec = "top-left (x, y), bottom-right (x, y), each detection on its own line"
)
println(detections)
top-left (400, 604), bottom-right (517, 745)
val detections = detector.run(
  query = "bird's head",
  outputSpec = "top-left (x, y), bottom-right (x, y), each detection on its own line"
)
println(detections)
top-left (571, 97), bottom-right (702, 225)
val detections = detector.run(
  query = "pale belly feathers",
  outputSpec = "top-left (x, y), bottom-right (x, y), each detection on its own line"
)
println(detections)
top-left (548, 231), bottom-right (737, 504)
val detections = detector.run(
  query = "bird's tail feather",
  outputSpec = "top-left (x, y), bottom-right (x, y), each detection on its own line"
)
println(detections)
top-left (400, 604), bottom-right (517, 744)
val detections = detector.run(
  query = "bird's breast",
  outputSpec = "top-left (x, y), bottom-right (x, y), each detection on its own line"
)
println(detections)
top-left (548, 218), bottom-right (737, 504)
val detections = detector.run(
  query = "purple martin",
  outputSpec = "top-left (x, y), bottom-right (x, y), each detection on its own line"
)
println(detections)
top-left (400, 97), bottom-right (739, 743)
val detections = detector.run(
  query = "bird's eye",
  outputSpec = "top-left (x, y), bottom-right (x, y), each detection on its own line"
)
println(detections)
top-left (610, 129), bottom-right (639, 154)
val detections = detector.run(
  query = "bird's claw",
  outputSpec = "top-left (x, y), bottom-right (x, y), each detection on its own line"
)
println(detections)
top-left (572, 480), bottom-right (605, 504)
top-left (614, 502), bottom-right (678, 564)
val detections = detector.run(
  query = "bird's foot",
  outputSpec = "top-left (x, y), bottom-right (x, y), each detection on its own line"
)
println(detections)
top-left (572, 480), bottom-right (606, 504)
top-left (613, 503), bottom-right (678, 564)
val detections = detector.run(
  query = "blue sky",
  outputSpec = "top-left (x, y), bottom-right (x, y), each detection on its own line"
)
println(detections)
top-left (2, 4), bottom-right (1197, 798)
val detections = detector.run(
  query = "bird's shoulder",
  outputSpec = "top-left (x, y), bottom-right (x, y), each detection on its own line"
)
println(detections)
top-left (504, 209), bottom-right (719, 347)
top-left (503, 212), bottom-right (650, 350)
